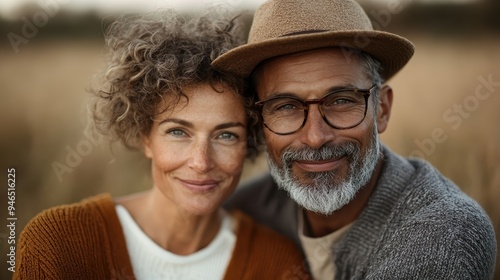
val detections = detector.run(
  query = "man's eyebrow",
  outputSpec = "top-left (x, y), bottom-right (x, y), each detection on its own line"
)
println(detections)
top-left (325, 84), bottom-right (359, 92)
top-left (264, 84), bottom-right (359, 99)
top-left (264, 91), bottom-right (299, 99)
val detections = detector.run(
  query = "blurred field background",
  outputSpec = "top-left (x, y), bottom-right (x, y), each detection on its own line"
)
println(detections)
top-left (1, 0), bottom-right (499, 278)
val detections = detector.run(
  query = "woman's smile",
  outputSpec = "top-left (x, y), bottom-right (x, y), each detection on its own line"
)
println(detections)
top-left (177, 177), bottom-right (220, 192)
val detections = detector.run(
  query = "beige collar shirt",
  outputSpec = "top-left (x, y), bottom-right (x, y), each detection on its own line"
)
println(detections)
top-left (298, 209), bottom-right (353, 280)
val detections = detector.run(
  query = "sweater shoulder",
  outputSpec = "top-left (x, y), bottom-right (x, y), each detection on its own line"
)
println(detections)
top-left (225, 211), bottom-right (309, 279)
top-left (380, 149), bottom-right (491, 225)
top-left (15, 194), bottom-right (136, 279)
top-left (398, 157), bottom-right (492, 226)
top-left (14, 194), bottom-right (126, 279)
top-left (374, 156), bottom-right (496, 278)
top-left (350, 148), bottom-right (496, 278)
top-left (20, 193), bottom-right (115, 239)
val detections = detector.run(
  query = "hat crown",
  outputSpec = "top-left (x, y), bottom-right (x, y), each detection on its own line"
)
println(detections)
top-left (249, 0), bottom-right (373, 44)
top-left (212, 0), bottom-right (414, 80)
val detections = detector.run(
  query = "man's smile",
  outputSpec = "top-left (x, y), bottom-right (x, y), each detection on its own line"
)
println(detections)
top-left (293, 156), bottom-right (346, 173)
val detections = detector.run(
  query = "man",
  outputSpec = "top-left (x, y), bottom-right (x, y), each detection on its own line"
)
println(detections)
top-left (214, 0), bottom-right (496, 279)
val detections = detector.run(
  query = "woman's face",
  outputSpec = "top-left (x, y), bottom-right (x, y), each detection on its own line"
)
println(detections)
top-left (143, 83), bottom-right (248, 216)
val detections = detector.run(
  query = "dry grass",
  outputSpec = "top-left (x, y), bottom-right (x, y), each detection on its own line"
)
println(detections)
top-left (384, 36), bottom-right (500, 253)
top-left (1, 35), bottom-right (499, 278)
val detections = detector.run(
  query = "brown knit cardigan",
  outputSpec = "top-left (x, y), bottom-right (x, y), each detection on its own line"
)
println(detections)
top-left (14, 194), bottom-right (308, 279)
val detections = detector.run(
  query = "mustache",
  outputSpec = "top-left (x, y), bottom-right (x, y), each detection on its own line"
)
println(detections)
top-left (281, 142), bottom-right (359, 163)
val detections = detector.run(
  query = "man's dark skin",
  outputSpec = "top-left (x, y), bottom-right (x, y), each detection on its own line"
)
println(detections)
top-left (254, 49), bottom-right (394, 238)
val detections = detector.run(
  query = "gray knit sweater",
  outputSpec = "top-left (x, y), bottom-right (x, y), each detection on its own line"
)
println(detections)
top-left (225, 146), bottom-right (497, 279)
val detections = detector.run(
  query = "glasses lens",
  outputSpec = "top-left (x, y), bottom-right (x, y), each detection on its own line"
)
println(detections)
top-left (261, 98), bottom-right (305, 134)
top-left (258, 89), bottom-right (369, 134)
top-left (322, 91), bottom-right (367, 128)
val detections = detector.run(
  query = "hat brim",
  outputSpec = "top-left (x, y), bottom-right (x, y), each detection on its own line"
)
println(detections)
top-left (212, 30), bottom-right (414, 81)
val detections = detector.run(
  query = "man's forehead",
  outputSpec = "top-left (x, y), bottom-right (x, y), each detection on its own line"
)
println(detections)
top-left (255, 48), bottom-right (366, 95)
top-left (266, 47), bottom-right (358, 67)
top-left (258, 48), bottom-right (363, 79)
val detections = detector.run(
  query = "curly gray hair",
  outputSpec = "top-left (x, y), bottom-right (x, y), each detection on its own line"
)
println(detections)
top-left (90, 10), bottom-right (262, 158)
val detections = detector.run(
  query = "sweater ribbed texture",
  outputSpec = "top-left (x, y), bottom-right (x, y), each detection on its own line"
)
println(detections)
top-left (225, 145), bottom-right (497, 279)
top-left (14, 195), bottom-right (308, 279)
top-left (14, 195), bottom-right (133, 279)
top-left (333, 150), bottom-right (496, 279)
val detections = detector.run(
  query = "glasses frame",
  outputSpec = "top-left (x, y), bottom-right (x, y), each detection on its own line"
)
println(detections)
top-left (255, 85), bottom-right (377, 135)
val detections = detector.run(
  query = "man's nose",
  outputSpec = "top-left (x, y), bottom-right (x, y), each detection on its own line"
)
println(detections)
top-left (298, 105), bottom-right (335, 149)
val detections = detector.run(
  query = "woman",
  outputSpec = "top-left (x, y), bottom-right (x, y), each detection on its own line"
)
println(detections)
top-left (14, 11), bottom-right (307, 279)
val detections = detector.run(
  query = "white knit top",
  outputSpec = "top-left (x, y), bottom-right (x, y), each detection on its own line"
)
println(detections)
top-left (116, 205), bottom-right (236, 280)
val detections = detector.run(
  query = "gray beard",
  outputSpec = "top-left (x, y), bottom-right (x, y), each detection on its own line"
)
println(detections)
top-left (267, 129), bottom-right (380, 215)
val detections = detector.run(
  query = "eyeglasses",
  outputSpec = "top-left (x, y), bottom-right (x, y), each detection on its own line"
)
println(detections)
top-left (255, 85), bottom-right (376, 135)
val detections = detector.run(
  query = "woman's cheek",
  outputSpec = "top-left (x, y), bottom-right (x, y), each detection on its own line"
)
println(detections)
top-left (216, 143), bottom-right (247, 169)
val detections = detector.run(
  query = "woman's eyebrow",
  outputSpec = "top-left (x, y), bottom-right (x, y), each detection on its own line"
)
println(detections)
top-left (159, 118), bottom-right (193, 128)
top-left (214, 122), bottom-right (246, 130)
top-left (158, 119), bottom-right (244, 130)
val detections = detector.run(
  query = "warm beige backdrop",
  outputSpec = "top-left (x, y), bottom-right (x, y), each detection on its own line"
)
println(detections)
top-left (1, 5), bottom-right (499, 278)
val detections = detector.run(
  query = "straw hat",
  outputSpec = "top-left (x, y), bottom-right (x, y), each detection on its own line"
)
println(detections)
top-left (212, 0), bottom-right (414, 81)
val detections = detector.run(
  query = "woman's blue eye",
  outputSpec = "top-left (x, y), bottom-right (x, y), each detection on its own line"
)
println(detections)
top-left (218, 132), bottom-right (238, 141)
top-left (167, 129), bottom-right (187, 137)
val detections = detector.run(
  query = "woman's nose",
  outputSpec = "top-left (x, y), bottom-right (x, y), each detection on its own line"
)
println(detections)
top-left (188, 140), bottom-right (214, 173)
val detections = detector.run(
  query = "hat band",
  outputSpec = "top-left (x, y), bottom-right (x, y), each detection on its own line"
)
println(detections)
top-left (280, 30), bottom-right (328, 37)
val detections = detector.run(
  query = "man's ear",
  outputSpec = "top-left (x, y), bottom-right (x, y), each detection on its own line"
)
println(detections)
top-left (142, 135), bottom-right (153, 159)
top-left (376, 84), bottom-right (393, 134)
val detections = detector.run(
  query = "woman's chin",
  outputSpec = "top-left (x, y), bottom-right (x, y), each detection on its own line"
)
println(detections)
top-left (180, 201), bottom-right (221, 217)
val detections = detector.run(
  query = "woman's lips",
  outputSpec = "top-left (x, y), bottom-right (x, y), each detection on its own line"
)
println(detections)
top-left (178, 179), bottom-right (219, 192)
top-left (294, 156), bottom-right (345, 173)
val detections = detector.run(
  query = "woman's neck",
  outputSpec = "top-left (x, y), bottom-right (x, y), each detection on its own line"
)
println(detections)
top-left (117, 189), bottom-right (221, 255)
